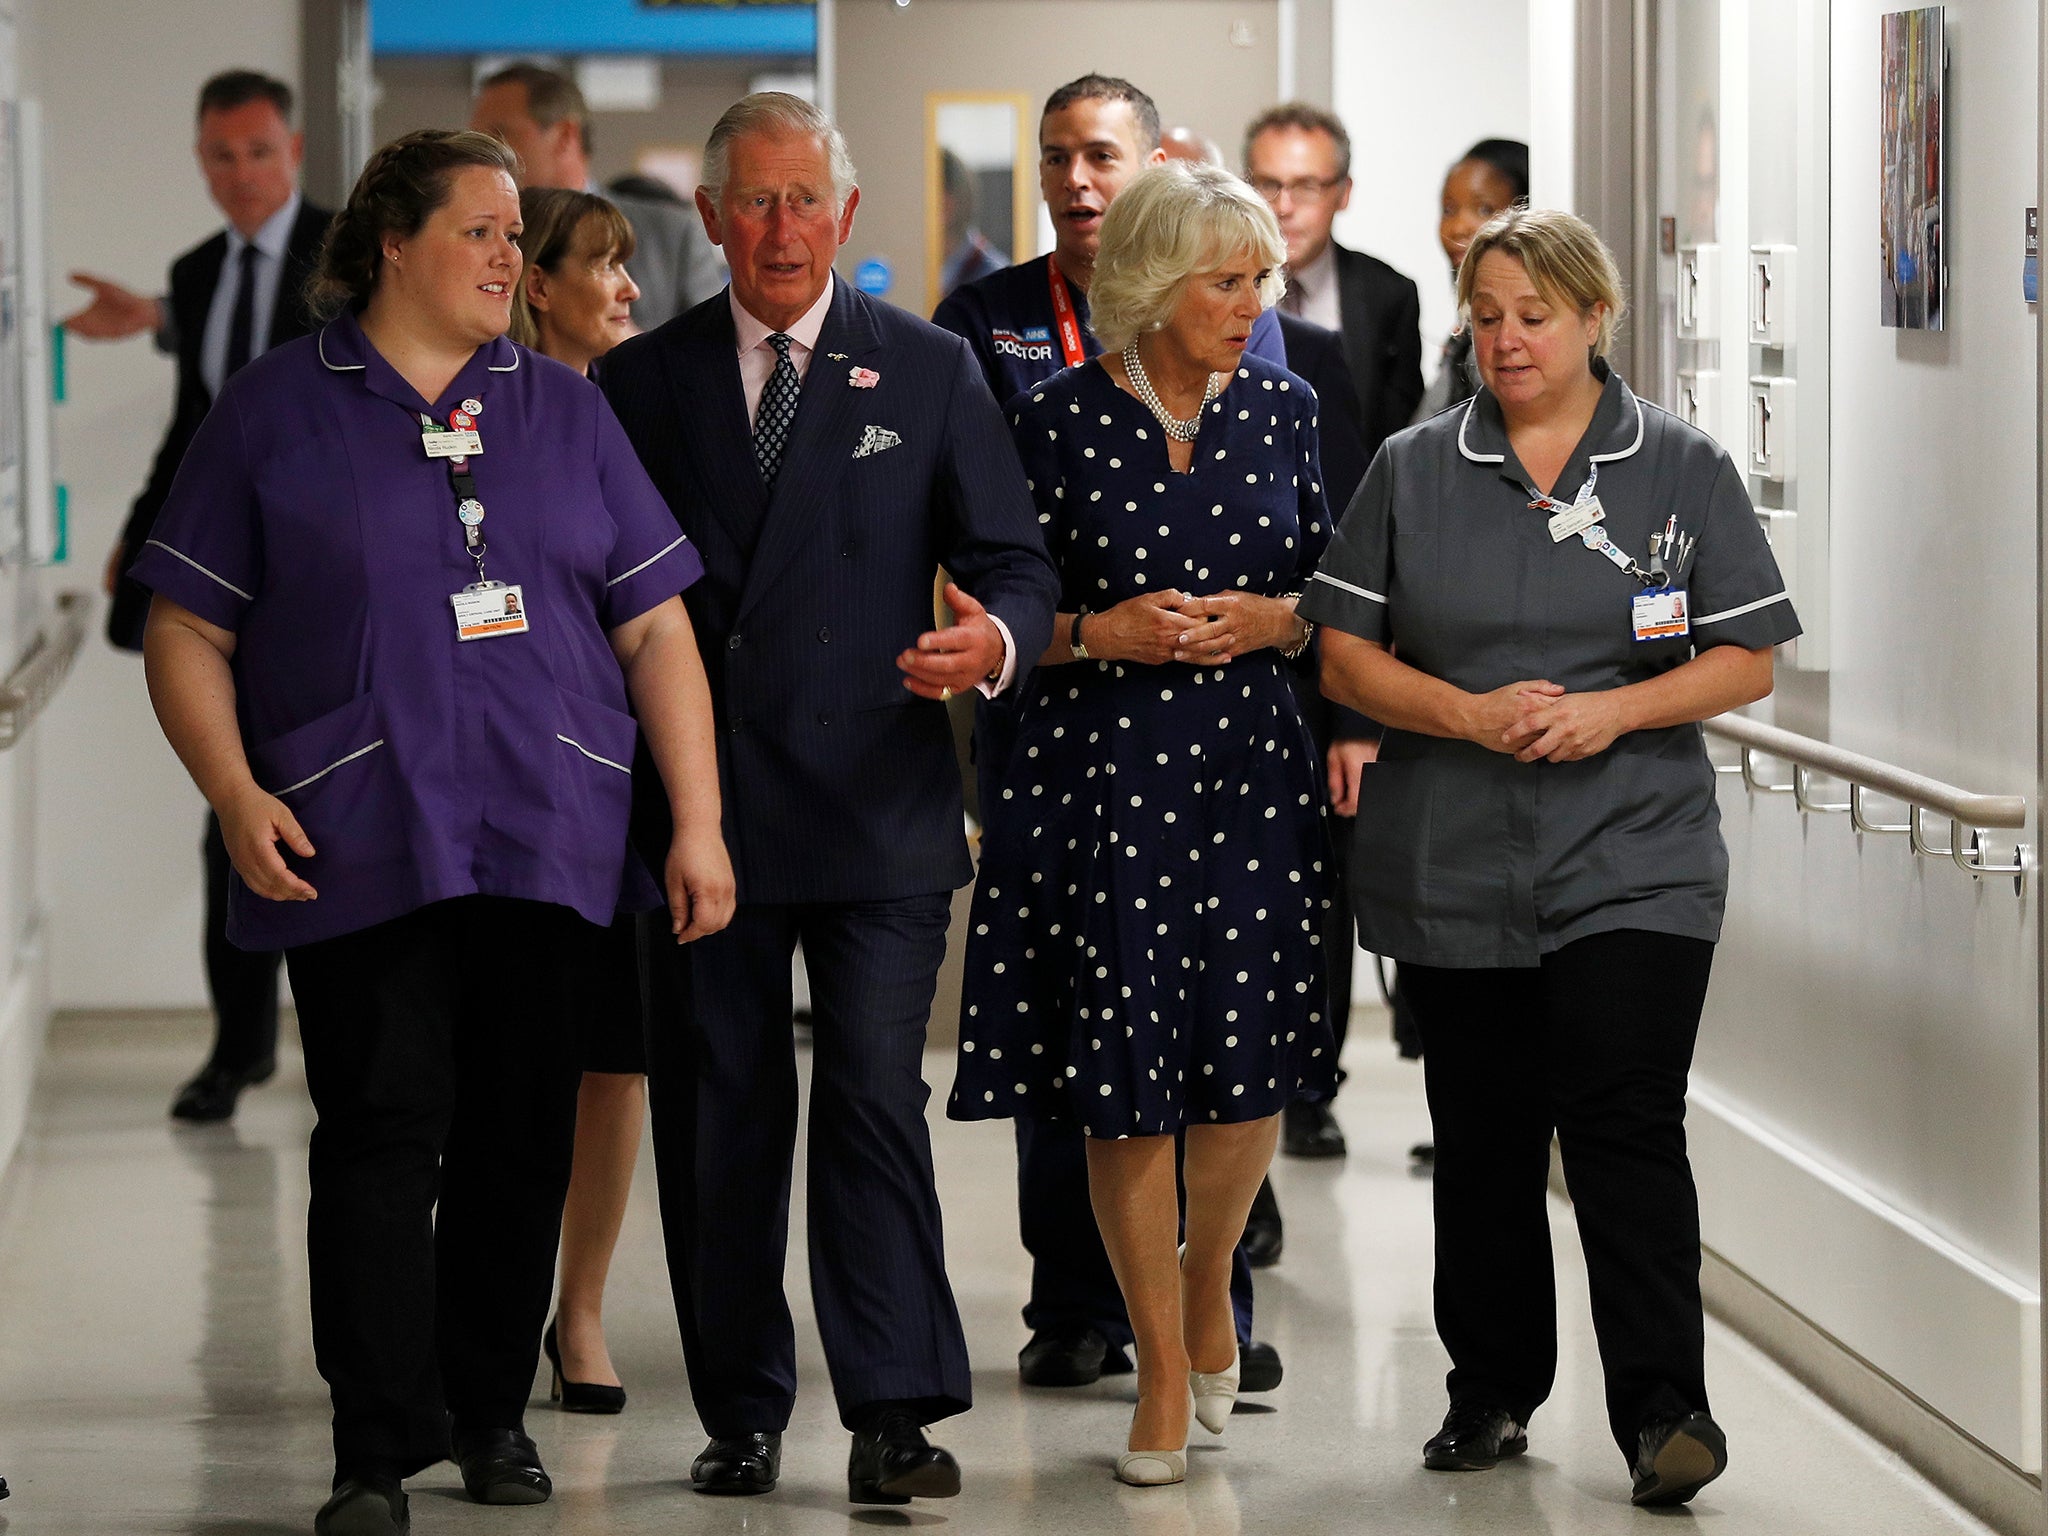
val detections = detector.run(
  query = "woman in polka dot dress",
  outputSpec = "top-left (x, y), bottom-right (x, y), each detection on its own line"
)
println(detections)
top-left (949, 164), bottom-right (1337, 1485)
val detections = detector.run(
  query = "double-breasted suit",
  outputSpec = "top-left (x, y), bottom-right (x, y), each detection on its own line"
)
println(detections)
top-left (601, 276), bottom-right (1059, 1435)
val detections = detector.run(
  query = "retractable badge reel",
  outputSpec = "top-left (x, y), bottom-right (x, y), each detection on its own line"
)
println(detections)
top-left (419, 407), bottom-right (528, 641)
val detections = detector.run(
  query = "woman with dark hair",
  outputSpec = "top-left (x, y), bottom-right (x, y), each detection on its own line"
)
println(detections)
top-left (508, 185), bottom-right (648, 1416)
top-left (1415, 138), bottom-right (1530, 421)
top-left (130, 129), bottom-right (733, 1536)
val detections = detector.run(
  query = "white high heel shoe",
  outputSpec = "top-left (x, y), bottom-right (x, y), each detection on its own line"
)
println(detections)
top-left (1189, 1351), bottom-right (1240, 1435)
top-left (1115, 1392), bottom-right (1193, 1486)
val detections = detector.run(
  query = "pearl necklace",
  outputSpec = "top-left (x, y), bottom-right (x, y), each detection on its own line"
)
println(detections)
top-left (1122, 344), bottom-right (1223, 442)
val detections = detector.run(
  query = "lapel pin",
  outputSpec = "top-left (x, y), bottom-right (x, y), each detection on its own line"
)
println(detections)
top-left (850, 367), bottom-right (881, 389)
top-left (827, 352), bottom-right (849, 361)
top-left (461, 398), bottom-right (483, 416)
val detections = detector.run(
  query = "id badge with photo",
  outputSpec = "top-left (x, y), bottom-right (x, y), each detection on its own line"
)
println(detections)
top-left (1631, 586), bottom-right (1689, 642)
top-left (450, 582), bottom-right (528, 641)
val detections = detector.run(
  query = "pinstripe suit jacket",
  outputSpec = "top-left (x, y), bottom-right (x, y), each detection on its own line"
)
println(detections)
top-left (602, 280), bottom-right (1060, 905)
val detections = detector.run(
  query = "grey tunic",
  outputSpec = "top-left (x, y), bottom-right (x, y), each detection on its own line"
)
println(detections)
top-left (1299, 365), bottom-right (1801, 968)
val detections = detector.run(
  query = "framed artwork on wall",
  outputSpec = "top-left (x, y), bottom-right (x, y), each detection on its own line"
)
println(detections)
top-left (1879, 6), bottom-right (1944, 330)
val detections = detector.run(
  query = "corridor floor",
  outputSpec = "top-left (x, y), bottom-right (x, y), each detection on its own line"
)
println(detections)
top-left (0, 1010), bottom-right (2001, 1536)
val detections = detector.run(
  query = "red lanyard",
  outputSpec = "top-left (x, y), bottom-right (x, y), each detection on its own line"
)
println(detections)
top-left (1046, 259), bottom-right (1088, 369)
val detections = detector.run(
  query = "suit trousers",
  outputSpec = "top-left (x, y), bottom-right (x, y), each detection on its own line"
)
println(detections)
top-left (1399, 929), bottom-right (1715, 1456)
top-left (646, 894), bottom-right (973, 1437)
top-left (201, 811), bottom-right (282, 1073)
top-left (286, 896), bottom-right (588, 1478)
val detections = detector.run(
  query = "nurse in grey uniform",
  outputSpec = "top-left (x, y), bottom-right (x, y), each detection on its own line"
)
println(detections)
top-left (1302, 208), bottom-right (1800, 1510)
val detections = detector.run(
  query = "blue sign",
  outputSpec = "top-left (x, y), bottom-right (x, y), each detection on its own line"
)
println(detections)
top-left (854, 258), bottom-right (893, 297)
top-left (372, 0), bottom-right (814, 56)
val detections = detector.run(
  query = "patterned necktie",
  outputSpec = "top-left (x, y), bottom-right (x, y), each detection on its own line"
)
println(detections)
top-left (1280, 272), bottom-right (1305, 318)
top-left (224, 242), bottom-right (260, 381)
top-left (753, 332), bottom-right (801, 488)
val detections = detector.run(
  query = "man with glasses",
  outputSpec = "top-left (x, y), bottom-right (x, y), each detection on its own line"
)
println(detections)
top-left (1244, 104), bottom-right (1423, 459)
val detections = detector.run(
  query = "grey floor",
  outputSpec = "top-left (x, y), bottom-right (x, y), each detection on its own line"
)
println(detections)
top-left (0, 1010), bottom-right (1999, 1535)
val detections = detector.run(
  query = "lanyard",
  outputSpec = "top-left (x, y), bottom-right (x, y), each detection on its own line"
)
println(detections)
top-left (1046, 260), bottom-right (1088, 369)
top-left (1524, 462), bottom-right (1657, 587)
top-left (419, 411), bottom-right (491, 587)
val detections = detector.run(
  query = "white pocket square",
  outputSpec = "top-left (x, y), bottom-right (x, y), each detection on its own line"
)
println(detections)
top-left (853, 426), bottom-right (903, 458)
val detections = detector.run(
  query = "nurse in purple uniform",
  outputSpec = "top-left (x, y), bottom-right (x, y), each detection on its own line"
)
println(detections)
top-left (130, 130), bottom-right (733, 1536)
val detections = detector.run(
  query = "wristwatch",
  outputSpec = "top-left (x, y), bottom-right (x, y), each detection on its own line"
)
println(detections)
top-left (1070, 610), bottom-right (1091, 660)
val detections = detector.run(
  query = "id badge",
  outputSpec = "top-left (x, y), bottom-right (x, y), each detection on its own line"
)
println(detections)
top-left (1548, 495), bottom-right (1605, 543)
top-left (1631, 586), bottom-right (1689, 642)
top-left (450, 582), bottom-right (528, 641)
top-left (423, 427), bottom-right (483, 459)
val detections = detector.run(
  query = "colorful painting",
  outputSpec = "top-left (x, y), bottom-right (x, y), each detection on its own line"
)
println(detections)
top-left (1880, 7), bottom-right (1945, 330)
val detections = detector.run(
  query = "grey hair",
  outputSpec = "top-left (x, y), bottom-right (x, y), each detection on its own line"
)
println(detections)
top-left (701, 92), bottom-right (858, 208)
top-left (1088, 162), bottom-right (1288, 353)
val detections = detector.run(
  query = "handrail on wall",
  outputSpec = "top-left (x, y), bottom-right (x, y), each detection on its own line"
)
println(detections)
top-left (0, 591), bottom-right (87, 753)
top-left (1705, 713), bottom-right (2034, 895)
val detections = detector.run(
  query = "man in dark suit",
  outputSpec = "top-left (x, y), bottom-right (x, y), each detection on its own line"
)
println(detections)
top-left (600, 93), bottom-right (1058, 1506)
top-left (65, 69), bottom-right (330, 1124)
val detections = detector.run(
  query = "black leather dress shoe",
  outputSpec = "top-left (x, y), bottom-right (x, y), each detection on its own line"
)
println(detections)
top-left (848, 1408), bottom-right (961, 1504)
top-left (452, 1427), bottom-right (551, 1505)
top-left (1631, 1411), bottom-right (1727, 1506)
top-left (1242, 1177), bottom-right (1284, 1268)
top-left (1282, 1100), bottom-right (1349, 1158)
top-left (314, 1475), bottom-right (409, 1536)
top-left (1018, 1322), bottom-right (1110, 1387)
top-left (169, 1059), bottom-right (276, 1123)
top-left (691, 1432), bottom-right (782, 1495)
top-left (1238, 1338), bottom-right (1283, 1393)
top-left (1422, 1403), bottom-right (1528, 1470)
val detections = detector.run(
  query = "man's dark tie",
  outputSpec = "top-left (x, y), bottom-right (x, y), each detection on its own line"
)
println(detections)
top-left (753, 333), bottom-right (801, 489)
top-left (224, 242), bottom-right (260, 382)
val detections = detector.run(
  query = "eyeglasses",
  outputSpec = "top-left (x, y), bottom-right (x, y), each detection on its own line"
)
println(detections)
top-left (1249, 175), bottom-right (1347, 203)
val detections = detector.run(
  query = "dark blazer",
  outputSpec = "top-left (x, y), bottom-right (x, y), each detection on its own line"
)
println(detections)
top-left (1332, 241), bottom-right (1425, 461)
top-left (109, 199), bottom-right (331, 649)
top-left (601, 280), bottom-right (1060, 906)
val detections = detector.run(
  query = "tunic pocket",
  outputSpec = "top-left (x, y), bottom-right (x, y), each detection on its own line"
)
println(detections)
top-left (247, 692), bottom-right (405, 879)
top-left (552, 685), bottom-right (639, 856)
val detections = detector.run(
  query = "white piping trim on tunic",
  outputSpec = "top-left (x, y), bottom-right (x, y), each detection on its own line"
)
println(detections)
top-left (1588, 397), bottom-right (1647, 462)
top-left (1455, 398), bottom-right (1502, 462)
top-left (318, 330), bottom-right (365, 372)
top-left (1694, 590), bottom-right (1791, 627)
top-left (487, 348), bottom-right (521, 373)
top-left (606, 534), bottom-right (688, 587)
top-left (1311, 570), bottom-right (1388, 604)
top-left (271, 739), bottom-right (385, 796)
top-left (557, 734), bottom-right (631, 774)
top-left (143, 539), bottom-right (254, 600)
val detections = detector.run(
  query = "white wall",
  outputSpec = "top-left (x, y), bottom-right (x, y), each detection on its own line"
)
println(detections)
top-left (1330, 0), bottom-right (1532, 373)
top-left (1687, 0), bottom-right (2042, 1471)
top-left (27, 0), bottom-right (299, 1009)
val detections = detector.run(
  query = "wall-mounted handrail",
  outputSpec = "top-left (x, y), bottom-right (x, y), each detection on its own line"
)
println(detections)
top-left (0, 591), bottom-right (87, 753)
top-left (1704, 712), bottom-right (2033, 894)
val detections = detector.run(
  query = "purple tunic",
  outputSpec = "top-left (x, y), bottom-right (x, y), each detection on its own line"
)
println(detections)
top-left (129, 309), bottom-right (702, 951)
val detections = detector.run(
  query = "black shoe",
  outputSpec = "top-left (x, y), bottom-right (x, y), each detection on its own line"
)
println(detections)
top-left (691, 1432), bottom-right (781, 1495)
top-left (314, 1476), bottom-right (409, 1536)
top-left (543, 1320), bottom-right (626, 1414)
top-left (1242, 1177), bottom-right (1284, 1268)
top-left (1282, 1100), bottom-right (1348, 1158)
top-left (1018, 1323), bottom-right (1110, 1387)
top-left (848, 1407), bottom-right (961, 1504)
top-left (1631, 1411), bottom-right (1727, 1506)
top-left (1423, 1403), bottom-right (1528, 1470)
top-left (169, 1059), bottom-right (275, 1123)
top-left (1238, 1339), bottom-right (1283, 1393)
top-left (452, 1426), bottom-right (551, 1505)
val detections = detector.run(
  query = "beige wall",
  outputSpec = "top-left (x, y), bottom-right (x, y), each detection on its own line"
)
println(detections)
top-left (372, 56), bottom-right (760, 188)
top-left (833, 0), bottom-right (1284, 317)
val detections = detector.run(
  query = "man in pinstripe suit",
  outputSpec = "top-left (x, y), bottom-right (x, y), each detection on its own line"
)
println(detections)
top-left (601, 94), bottom-right (1059, 1506)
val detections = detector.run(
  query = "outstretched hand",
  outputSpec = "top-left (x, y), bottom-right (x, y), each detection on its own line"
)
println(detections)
top-left (61, 273), bottom-right (163, 341)
top-left (898, 582), bottom-right (1007, 699)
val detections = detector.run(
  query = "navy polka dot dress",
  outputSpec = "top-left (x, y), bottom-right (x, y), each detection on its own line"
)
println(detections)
top-left (949, 354), bottom-right (1340, 1140)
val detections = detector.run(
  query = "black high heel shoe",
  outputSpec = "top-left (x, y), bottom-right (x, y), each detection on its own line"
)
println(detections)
top-left (543, 1320), bottom-right (627, 1415)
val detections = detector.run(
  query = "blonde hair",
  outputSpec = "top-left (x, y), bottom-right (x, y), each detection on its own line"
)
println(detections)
top-left (1087, 162), bottom-right (1288, 353)
top-left (1455, 206), bottom-right (1627, 356)
top-left (508, 188), bottom-right (636, 351)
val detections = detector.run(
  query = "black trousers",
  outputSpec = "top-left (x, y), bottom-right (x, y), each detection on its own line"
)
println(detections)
top-left (286, 897), bottom-right (588, 1479)
top-left (1399, 928), bottom-right (1715, 1457)
top-left (645, 894), bottom-right (972, 1437)
top-left (202, 812), bottom-right (282, 1073)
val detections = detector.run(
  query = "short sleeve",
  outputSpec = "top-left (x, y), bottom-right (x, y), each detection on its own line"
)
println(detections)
top-left (127, 387), bottom-right (262, 631)
top-left (594, 392), bottom-right (704, 629)
top-left (1291, 385), bottom-right (1332, 583)
top-left (1684, 454), bottom-right (1802, 651)
top-left (1297, 440), bottom-right (1394, 643)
